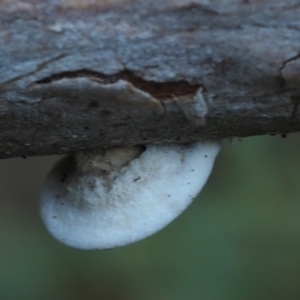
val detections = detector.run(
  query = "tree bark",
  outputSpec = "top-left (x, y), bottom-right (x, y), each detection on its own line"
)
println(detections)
top-left (0, 0), bottom-right (300, 159)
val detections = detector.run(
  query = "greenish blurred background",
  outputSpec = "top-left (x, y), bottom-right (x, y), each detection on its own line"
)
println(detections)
top-left (1, 134), bottom-right (300, 300)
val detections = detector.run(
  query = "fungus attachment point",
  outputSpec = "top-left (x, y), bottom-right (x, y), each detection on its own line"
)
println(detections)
top-left (40, 142), bottom-right (220, 250)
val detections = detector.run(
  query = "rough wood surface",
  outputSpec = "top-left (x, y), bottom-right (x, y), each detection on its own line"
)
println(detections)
top-left (1, 0), bottom-right (300, 159)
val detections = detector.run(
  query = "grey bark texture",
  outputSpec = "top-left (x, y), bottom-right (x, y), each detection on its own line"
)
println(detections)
top-left (1, 0), bottom-right (300, 159)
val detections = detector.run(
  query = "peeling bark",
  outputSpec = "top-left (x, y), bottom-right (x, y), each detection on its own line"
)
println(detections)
top-left (0, 0), bottom-right (300, 159)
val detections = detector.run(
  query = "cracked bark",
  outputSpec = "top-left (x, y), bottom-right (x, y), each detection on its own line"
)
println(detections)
top-left (1, 0), bottom-right (300, 159)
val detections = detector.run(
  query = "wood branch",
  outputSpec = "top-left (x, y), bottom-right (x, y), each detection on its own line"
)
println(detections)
top-left (1, 0), bottom-right (300, 159)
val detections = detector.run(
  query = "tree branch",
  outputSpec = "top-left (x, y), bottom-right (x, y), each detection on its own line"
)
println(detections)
top-left (1, 0), bottom-right (300, 159)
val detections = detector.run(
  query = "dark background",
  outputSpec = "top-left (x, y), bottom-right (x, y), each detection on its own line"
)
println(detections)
top-left (0, 134), bottom-right (300, 300)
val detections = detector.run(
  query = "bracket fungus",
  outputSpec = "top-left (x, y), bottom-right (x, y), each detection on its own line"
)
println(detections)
top-left (40, 142), bottom-right (220, 250)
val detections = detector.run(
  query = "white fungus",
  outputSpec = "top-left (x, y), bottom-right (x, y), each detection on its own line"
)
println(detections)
top-left (40, 142), bottom-right (220, 250)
